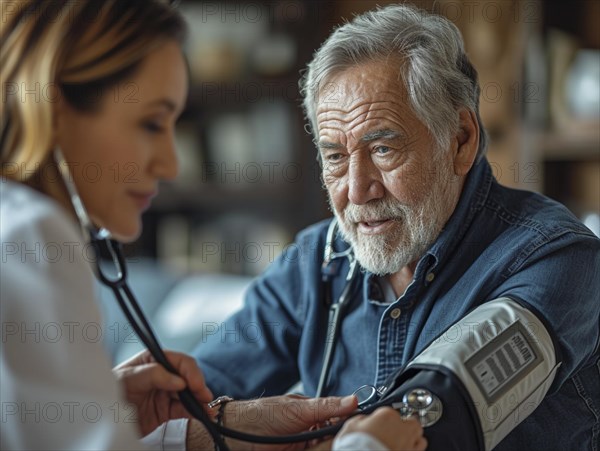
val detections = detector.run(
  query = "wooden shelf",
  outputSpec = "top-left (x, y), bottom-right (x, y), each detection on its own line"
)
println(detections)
top-left (151, 183), bottom-right (299, 212)
top-left (533, 128), bottom-right (600, 161)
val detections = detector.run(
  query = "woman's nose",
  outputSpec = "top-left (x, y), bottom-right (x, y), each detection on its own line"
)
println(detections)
top-left (151, 136), bottom-right (179, 181)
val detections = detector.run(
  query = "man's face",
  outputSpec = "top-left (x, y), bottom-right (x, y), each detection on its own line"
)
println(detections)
top-left (316, 59), bottom-right (462, 275)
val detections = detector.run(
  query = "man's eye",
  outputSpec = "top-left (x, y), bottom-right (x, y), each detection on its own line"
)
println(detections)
top-left (374, 146), bottom-right (391, 155)
top-left (326, 153), bottom-right (347, 163)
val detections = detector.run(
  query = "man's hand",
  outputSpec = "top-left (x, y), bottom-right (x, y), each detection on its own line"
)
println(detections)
top-left (113, 349), bottom-right (213, 436)
top-left (335, 407), bottom-right (427, 451)
top-left (220, 394), bottom-right (358, 451)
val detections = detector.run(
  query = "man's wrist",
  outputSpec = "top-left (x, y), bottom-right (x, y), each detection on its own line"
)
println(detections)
top-left (220, 401), bottom-right (250, 451)
top-left (186, 419), bottom-right (214, 450)
top-left (208, 396), bottom-right (235, 425)
top-left (207, 396), bottom-right (235, 450)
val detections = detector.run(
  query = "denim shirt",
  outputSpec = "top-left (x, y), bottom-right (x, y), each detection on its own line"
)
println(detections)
top-left (194, 159), bottom-right (600, 450)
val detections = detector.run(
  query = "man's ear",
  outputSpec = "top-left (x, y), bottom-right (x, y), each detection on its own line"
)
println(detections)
top-left (452, 109), bottom-right (479, 176)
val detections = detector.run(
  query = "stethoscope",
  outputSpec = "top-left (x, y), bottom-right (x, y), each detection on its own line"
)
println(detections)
top-left (315, 219), bottom-right (360, 397)
top-left (54, 148), bottom-right (442, 450)
top-left (316, 220), bottom-right (443, 427)
top-left (54, 148), bottom-right (352, 449)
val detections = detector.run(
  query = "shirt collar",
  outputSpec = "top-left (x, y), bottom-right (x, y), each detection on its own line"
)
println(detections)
top-left (355, 159), bottom-right (493, 304)
top-left (424, 157), bottom-right (493, 271)
top-left (363, 158), bottom-right (493, 303)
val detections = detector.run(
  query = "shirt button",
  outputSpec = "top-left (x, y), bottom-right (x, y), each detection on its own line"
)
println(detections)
top-left (426, 272), bottom-right (435, 283)
top-left (390, 308), bottom-right (401, 319)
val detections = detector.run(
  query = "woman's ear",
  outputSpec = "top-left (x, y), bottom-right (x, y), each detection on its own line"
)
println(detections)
top-left (52, 95), bottom-right (76, 153)
top-left (52, 95), bottom-right (66, 139)
top-left (452, 109), bottom-right (479, 176)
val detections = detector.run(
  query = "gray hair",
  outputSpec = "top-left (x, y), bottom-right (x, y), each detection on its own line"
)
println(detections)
top-left (299, 3), bottom-right (487, 160)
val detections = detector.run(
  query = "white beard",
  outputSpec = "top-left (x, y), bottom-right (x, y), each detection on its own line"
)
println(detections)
top-left (330, 159), bottom-right (457, 275)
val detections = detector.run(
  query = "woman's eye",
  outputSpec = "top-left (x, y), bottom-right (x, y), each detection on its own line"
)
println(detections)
top-left (143, 121), bottom-right (165, 133)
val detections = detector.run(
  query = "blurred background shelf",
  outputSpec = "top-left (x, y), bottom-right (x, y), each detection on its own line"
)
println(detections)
top-left (534, 128), bottom-right (600, 160)
top-left (153, 184), bottom-right (302, 211)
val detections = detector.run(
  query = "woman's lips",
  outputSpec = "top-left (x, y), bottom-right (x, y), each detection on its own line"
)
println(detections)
top-left (128, 191), bottom-right (156, 211)
top-left (356, 219), bottom-right (394, 235)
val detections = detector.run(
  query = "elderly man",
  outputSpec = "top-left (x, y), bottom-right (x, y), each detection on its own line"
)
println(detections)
top-left (194, 4), bottom-right (599, 450)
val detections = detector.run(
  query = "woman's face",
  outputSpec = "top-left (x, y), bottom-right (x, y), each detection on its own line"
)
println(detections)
top-left (55, 40), bottom-right (187, 241)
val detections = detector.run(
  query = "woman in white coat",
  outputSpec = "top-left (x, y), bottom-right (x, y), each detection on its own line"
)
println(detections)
top-left (0, 1), bottom-right (426, 450)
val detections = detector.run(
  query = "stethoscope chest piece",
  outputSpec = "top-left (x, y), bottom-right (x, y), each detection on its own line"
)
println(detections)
top-left (353, 385), bottom-right (383, 408)
top-left (354, 385), bottom-right (443, 428)
top-left (395, 388), bottom-right (443, 427)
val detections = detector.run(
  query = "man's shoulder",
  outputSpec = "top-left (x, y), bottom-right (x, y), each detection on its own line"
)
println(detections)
top-left (276, 218), bottom-right (332, 266)
top-left (294, 217), bottom-right (334, 247)
top-left (486, 181), bottom-right (597, 242)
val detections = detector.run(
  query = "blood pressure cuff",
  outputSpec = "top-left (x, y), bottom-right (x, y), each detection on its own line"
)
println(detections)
top-left (382, 297), bottom-right (561, 450)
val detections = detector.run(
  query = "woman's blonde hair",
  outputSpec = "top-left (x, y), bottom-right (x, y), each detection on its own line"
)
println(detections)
top-left (0, 0), bottom-right (186, 182)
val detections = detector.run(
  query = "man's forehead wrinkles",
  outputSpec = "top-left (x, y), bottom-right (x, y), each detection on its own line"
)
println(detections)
top-left (318, 122), bottom-right (347, 135)
top-left (350, 107), bottom-right (404, 128)
top-left (317, 94), bottom-right (403, 114)
top-left (317, 105), bottom-right (403, 131)
top-left (319, 83), bottom-right (402, 103)
top-left (319, 109), bottom-right (407, 138)
top-left (316, 100), bottom-right (371, 119)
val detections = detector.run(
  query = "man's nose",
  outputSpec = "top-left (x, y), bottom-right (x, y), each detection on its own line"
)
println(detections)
top-left (347, 154), bottom-right (384, 205)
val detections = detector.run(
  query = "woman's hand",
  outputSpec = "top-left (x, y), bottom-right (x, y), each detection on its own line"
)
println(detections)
top-left (113, 349), bottom-right (213, 436)
top-left (334, 407), bottom-right (427, 451)
top-left (221, 394), bottom-right (358, 451)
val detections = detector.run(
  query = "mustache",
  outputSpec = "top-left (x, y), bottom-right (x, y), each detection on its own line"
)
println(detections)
top-left (342, 198), bottom-right (408, 223)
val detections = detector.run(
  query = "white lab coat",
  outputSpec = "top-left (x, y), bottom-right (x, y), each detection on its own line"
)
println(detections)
top-left (0, 180), bottom-right (186, 450)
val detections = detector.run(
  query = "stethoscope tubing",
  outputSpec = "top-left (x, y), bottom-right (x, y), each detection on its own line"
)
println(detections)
top-left (315, 255), bottom-right (360, 397)
top-left (56, 141), bottom-right (360, 448)
top-left (94, 238), bottom-right (228, 448)
top-left (95, 238), bottom-right (350, 448)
